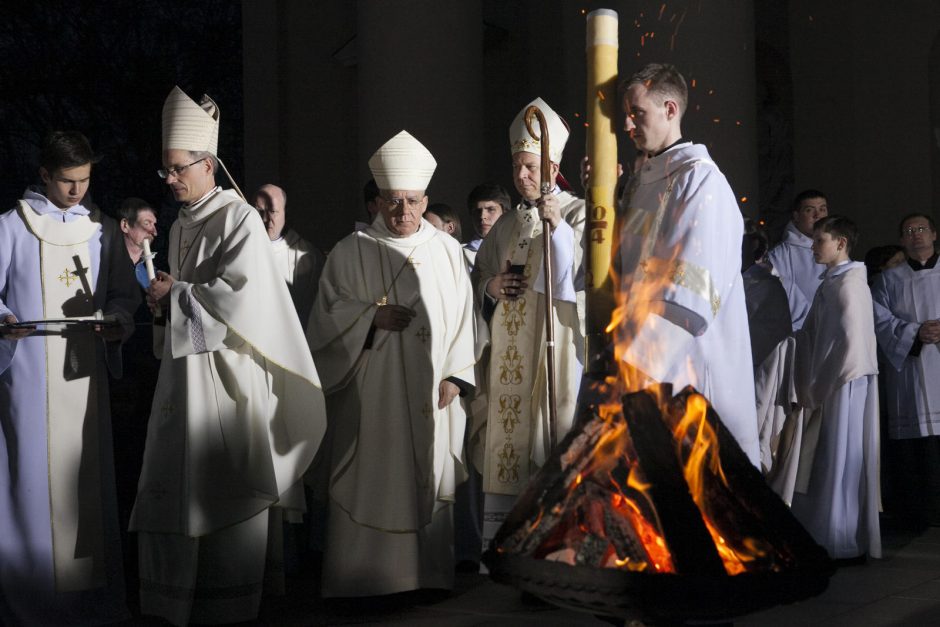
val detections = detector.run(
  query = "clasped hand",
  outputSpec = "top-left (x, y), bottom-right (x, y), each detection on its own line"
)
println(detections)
top-left (918, 320), bottom-right (940, 344)
top-left (486, 261), bottom-right (528, 301)
top-left (373, 304), bottom-right (416, 332)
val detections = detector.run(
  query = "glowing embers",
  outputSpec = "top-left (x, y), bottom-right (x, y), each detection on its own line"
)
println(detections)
top-left (497, 413), bottom-right (674, 574)
top-left (483, 385), bottom-right (834, 622)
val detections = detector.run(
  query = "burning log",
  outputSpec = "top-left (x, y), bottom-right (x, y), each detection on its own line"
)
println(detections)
top-left (484, 385), bottom-right (834, 622)
top-left (663, 389), bottom-right (830, 573)
top-left (621, 389), bottom-right (726, 577)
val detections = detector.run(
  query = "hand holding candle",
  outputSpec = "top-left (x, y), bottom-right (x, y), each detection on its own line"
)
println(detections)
top-left (141, 238), bottom-right (161, 317)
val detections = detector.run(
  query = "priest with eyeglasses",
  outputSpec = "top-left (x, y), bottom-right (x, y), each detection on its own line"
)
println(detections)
top-left (129, 86), bottom-right (326, 625)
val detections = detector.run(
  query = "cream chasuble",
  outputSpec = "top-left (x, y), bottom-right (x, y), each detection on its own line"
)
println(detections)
top-left (309, 217), bottom-right (476, 596)
top-left (18, 201), bottom-right (106, 592)
top-left (131, 188), bottom-right (326, 538)
top-left (474, 192), bottom-right (585, 496)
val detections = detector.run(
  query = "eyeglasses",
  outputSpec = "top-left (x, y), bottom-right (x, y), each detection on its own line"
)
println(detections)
top-left (380, 194), bottom-right (423, 209)
top-left (903, 225), bottom-right (933, 236)
top-left (157, 158), bottom-right (206, 180)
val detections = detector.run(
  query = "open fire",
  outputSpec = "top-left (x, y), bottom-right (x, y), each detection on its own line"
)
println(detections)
top-left (483, 383), bottom-right (834, 621)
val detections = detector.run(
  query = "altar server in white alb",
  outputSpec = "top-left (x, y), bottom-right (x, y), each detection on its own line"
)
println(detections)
top-left (781, 216), bottom-right (880, 560)
top-left (0, 131), bottom-right (138, 625)
top-left (310, 130), bottom-right (476, 597)
top-left (872, 213), bottom-right (940, 527)
top-left (766, 189), bottom-right (829, 330)
top-left (615, 63), bottom-right (760, 465)
top-left (474, 98), bottom-right (585, 542)
top-left (130, 87), bottom-right (327, 625)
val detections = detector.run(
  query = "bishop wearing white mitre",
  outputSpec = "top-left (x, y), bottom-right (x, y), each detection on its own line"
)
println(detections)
top-left (130, 87), bottom-right (326, 625)
top-left (309, 130), bottom-right (477, 597)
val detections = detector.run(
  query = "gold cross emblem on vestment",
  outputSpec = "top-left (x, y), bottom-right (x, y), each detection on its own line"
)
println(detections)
top-left (161, 401), bottom-right (176, 418)
top-left (407, 256), bottom-right (420, 267)
top-left (416, 326), bottom-right (430, 344)
top-left (422, 404), bottom-right (433, 419)
top-left (57, 268), bottom-right (78, 287)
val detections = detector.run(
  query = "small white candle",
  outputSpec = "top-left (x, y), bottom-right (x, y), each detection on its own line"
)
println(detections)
top-left (141, 238), bottom-right (162, 317)
top-left (142, 238), bottom-right (156, 281)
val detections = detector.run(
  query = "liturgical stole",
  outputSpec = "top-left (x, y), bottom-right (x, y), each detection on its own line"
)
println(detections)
top-left (19, 201), bottom-right (105, 592)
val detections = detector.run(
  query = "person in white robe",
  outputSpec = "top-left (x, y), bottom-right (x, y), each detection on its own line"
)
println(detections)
top-left (766, 190), bottom-right (829, 330)
top-left (473, 98), bottom-right (586, 553)
top-left (872, 213), bottom-right (940, 528)
top-left (309, 130), bottom-right (476, 597)
top-left (759, 216), bottom-right (880, 560)
top-left (0, 131), bottom-right (138, 626)
top-left (742, 219), bottom-right (792, 371)
top-left (463, 183), bottom-right (510, 270)
top-left (130, 87), bottom-right (327, 626)
top-left (453, 183), bottom-right (509, 568)
top-left (614, 63), bottom-right (760, 465)
top-left (252, 183), bottom-right (325, 330)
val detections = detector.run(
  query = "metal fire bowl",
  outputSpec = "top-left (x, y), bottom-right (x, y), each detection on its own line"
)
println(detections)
top-left (483, 550), bottom-right (834, 622)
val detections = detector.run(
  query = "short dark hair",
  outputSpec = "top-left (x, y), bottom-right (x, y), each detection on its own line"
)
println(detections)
top-left (427, 203), bottom-right (462, 241)
top-left (742, 218), bottom-right (770, 263)
top-left (899, 212), bottom-right (937, 237)
top-left (813, 214), bottom-right (858, 255)
top-left (118, 197), bottom-right (154, 224)
top-left (620, 63), bottom-right (688, 117)
top-left (363, 178), bottom-right (380, 206)
top-left (864, 244), bottom-right (904, 278)
top-left (467, 183), bottom-right (511, 214)
top-left (40, 131), bottom-right (99, 173)
top-left (792, 189), bottom-right (827, 212)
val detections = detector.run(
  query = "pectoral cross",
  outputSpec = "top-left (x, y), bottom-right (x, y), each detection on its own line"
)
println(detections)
top-left (415, 326), bottom-right (430, 344)
top-left (180, 240), bottom-right (193, 262)
top-left (407, 256), bottom-right (420, 268)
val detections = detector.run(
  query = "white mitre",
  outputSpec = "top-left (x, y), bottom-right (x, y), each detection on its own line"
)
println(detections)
top-left (368, 130), bottom-right (437, 191)
top-left (162, 86), bottom-right (220, 155)
top-left (509, 97), bottom-right (569, 164)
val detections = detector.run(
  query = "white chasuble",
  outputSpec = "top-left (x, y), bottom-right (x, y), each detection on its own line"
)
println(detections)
top-left (616, 143), bottom-right (760, 466)
top-left (311, 218), bottom-right (476, 532)
top-left (475, 193), bottom-right (585, 496)
top-left (19, 201), bottom-right (105, 592)
top-left (310, 218), bottom-right (476, 596)
top-left (131, 188), bottom-right (326, 538)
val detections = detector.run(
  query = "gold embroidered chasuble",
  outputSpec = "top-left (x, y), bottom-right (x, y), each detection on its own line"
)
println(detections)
top-left (474, 192), bottom-right (585, 496)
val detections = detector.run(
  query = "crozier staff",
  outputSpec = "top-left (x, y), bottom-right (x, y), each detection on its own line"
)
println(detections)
top-left (524, 103), bottom-right (559, 449)
top-left (473, 97), bottom-right (586, 551)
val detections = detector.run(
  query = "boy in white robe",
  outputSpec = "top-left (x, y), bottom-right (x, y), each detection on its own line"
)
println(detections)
top-left (768, 215), bottom-right (881, 560)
